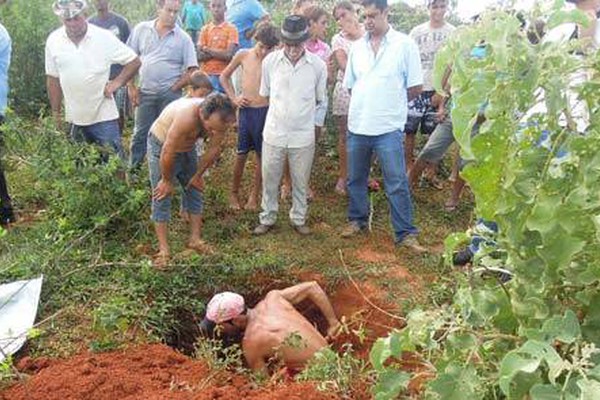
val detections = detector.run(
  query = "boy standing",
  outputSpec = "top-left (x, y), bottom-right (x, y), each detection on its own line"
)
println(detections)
top-left (220, 23), bottom-right (280, 211)
top-left (198, 0), bottom-right (239, 93)
top-left (182, 0), bottom-right (208, 45)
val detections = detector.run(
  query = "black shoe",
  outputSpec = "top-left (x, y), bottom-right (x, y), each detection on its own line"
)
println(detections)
top-left (0, 206), bottom-right (15, 226)
top-left (452, 248), bottom-right (473, 266)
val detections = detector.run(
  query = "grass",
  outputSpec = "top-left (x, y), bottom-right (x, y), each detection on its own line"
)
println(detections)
top-left (0, 116), bottom-right (472, 366)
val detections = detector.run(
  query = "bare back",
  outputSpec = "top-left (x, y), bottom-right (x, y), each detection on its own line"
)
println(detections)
top-left (243, 291), bottom-right (327, 370)
top-left (151, 97), bottom-right (206, 153)
top-left (239, 49), bottom-right (269, 108)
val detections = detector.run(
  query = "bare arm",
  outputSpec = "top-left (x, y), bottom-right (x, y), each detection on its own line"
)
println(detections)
top-left (277, 282), bottom-right (340, 331)
top-left (196, 128), bottom-right (226, 177)
top-left (46, 75), bottom-right (63, 129)
top-left (202, 43), bottom-right (238, 62)
top-left (220, 51), bottom-right (246, 105)
top-left (244, 342), bottom-right (268, 372)
top-left (105, 57), bottom-right (141, 98)
top-left (170, 66), bottom-right (198, 92)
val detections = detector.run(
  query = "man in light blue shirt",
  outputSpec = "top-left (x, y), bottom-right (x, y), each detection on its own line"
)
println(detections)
top-left (342, 0), bottom-right (425, 251)
top-left (0, 22), bottom-right (14, 226)
top-left (226, 0), bottom-right (268, 49)
top-left (127, 0), bottom-right (199, 170)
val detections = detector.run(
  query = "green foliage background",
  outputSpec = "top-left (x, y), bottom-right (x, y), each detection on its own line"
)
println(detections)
top-left (0, 0), bottom-right (430, 115)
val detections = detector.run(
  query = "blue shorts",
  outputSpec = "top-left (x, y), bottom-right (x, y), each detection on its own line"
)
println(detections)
top-left (238, 106), bottom-right (268, 156)
top-left (148, 133), bottom-right (203, 222)
top-left (208, 75), bottom-right (225, 94)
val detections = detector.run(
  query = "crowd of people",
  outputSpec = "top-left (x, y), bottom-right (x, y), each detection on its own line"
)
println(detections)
top-left (35, 0), bottom-right (466, 262)
top-left (0, 0), bottom-right (598, 377)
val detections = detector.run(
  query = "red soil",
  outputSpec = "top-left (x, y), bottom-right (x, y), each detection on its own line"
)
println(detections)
top-left (1, 344), bottom-right (337, 400)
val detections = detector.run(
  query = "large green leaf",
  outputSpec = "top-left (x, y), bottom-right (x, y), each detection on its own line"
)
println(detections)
top-left (427, 364), bottom-right (481, 400)
top-left (372, 370), bottom-right (410, 400)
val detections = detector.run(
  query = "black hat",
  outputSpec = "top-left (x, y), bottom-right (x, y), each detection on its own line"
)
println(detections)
top-left (281, 15), bottom-right (310, 44)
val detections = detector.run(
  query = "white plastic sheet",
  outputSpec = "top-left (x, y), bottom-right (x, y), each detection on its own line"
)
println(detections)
top-left (0, 276), bottom-right (43, 363)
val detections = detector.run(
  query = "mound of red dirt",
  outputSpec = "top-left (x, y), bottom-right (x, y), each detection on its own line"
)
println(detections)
top-left (1, 344), bottom-right (338, 400)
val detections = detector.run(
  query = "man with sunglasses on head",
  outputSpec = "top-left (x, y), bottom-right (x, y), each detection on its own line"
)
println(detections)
top-left (45, 0), bottom-right (141, 160)
top-left (199, 282), bottom-right (341, 373)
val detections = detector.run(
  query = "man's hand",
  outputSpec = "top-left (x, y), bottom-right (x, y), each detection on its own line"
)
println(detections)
top-left (436, 103), bottom-right (447, 123)
top-left (235, 95), bottom-right (251, 108)
top-left (326, 319), bottom-right (342, 341)
top-left (128, 85), bottom-right (140, 107)
top-left (104, 80), bottom-right (121, 98)
top-left (153, 179), bottom-right (174, 201)
top-left (187, 174), bottom-right (205, 192)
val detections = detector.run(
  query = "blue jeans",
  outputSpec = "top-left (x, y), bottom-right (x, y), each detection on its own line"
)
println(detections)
top-left (130, 88), bottom-right (181, 169)
top-left (347, 130), bottom-right (418, 242)
top-left (70, 119), bottom-right (124, 160)
top-left (148, 134), bottom-right (203, 222)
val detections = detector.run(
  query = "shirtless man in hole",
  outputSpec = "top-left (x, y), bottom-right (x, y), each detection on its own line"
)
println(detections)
top-left (199, 281), bottom-right (341, 373)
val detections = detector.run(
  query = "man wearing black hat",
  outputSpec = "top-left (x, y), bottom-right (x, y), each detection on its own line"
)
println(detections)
top-left (253, 15), bottom-right (327, 236)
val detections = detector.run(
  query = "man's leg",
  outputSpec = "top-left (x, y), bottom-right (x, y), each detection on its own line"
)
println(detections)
top-left (231, 107), bottom-right (250, 210)
top-left (408, 118), bottom-right (455, 187)
top-left (374, 130), bottom-right (418, 243)
top-left (86, 119), bottom-right (126, 161)
top-left (148, 134), bottom-right (172, 265)
top-left (246, 153), bottom-right (261, 211)
top-left (346, 132), bottom-right (372, 230)
top-left (288, 144), bottom-right (315, 227)
top-left (177, 149), bottom-right (210, 252)
top-left (0, 128), bottom-right (14, 224)
top-left (159, 88), bottom-right (181, 111)
top-left (258, 142), bottom-right (285, 227)
top-left (230, 153), bottom-right (248, 210)
top-left (130, 91), bottom-right (158, 170)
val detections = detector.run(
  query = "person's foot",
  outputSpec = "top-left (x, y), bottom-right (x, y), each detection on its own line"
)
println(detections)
top-left (293, 224), bottom-right (311, 236)
top-left (0, 206), bottom-right (16, 226)
top-left (280, 184), bottom-right (290, 200)
top-left (335, 179), bottom-right (347, 195)
top-left (152, 251), bottom-right (170, 270)
top-left (341, 221), bottom-right (366, 238)
top-left (396, 234), bottom-right (427, 253)
top-left (186, 240), bottom-right (215, 255)
top-left (228, 194), bottom-right (242, 211)
top-left (244, 195), bottom-right (259, 211)
top-left (253, 224), bottom-right (273, 236)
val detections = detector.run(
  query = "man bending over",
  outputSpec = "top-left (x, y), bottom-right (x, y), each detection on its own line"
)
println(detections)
top-left (149, 79), bottom-right (236, 268)
top-left (200, 282), bottom-right (341, 373)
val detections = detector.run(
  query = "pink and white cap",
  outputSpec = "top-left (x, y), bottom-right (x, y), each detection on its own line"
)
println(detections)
top-left (205, 292), bottom-right (245, 323)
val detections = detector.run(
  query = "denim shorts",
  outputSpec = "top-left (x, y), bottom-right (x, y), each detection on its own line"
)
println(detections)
top-left (238, 106), bottom-right (268, 155)
top-left (148, 133), bottom-right (203, 222)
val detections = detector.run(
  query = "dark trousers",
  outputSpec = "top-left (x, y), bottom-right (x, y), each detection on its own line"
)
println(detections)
top-left (0, 115), bottom-right (11, 209)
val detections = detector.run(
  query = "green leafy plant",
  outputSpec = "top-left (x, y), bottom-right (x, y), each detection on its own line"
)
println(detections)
top-left (371, 2), bottom-right (600, 399)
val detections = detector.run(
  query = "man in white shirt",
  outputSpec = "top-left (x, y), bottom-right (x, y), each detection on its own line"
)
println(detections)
top-left (341, 0), bottom-right (425, 252)
top-left (45, 0), bottom-right (140, 159)
top-left (253, 16), bottom-right (327, 236)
